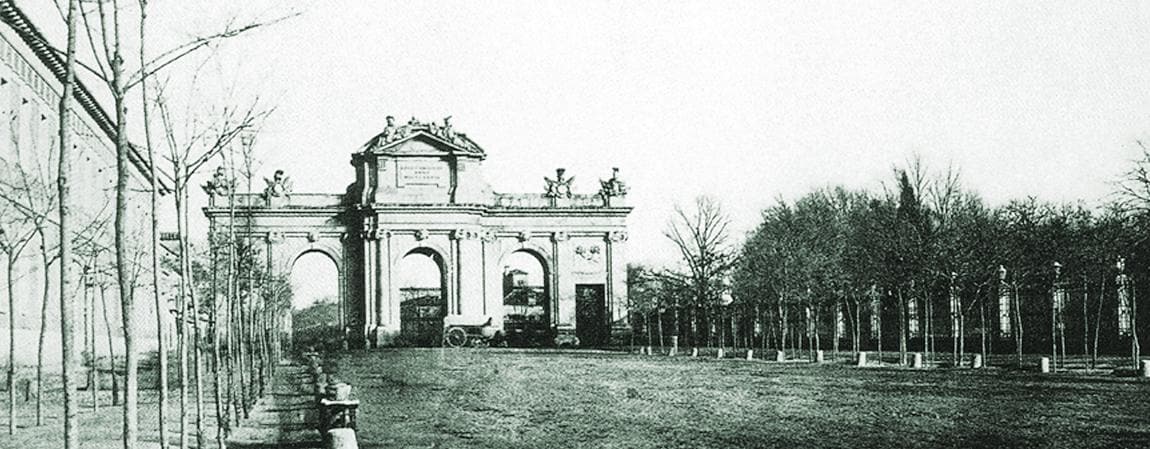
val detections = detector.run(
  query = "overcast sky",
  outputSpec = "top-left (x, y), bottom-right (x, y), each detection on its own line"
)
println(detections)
top-left (25, 1), bottom-right (1150, 306)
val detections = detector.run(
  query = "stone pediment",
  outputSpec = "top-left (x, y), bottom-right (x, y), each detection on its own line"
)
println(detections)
top-left (372, 133), bottom-right (468, 157)
top-left (362, 117), bottom-right (485, 158)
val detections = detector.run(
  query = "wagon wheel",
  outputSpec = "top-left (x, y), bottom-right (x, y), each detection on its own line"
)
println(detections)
top-left (444, 327), bottom-right (468, 348)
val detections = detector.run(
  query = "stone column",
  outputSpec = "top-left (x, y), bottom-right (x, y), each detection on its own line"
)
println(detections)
top-left (454, 229), bottom-right (483, 317)
top-left (551, 231), bottom-right (569, 328)
top-left (373, 229), bottom-right (391, 334)
top-left (481, 230), bottom-right (497, 319)
top-left (359, 217), bottom-right (377, 344)
top-left (606, 230), bottom-right (629, 334)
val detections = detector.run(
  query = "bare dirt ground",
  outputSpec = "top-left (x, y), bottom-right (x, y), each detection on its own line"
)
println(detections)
top-left (3, 349), bottom-right (1149, 448)
top-left (324, 348), bottom-right (1150, 449)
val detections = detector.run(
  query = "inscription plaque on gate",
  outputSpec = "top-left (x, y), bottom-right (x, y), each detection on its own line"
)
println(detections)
top-left (397, 160), bottom-right (449, 187)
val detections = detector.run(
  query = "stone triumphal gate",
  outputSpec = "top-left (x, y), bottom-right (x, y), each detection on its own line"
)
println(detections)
top-left (204, 118), bottom-right (632, 348)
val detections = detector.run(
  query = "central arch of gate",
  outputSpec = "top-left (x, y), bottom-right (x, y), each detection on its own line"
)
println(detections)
top-left (204, 118), bottom-right (633, 348)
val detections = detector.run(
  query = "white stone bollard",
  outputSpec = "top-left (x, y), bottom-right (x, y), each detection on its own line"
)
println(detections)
top-left (746, 350), bottom-right (754, 361)
top-left (1140, 360), bottom-right (1150, 378)
top-left (815, 350), bottom-right (824, 363)
top-left (775, 350), bottom-right (786, 362)
top-left (972, 354), bottom-right (983, 369)
top-left (691, 348), bottom-right (699, 357)
top-left (326, 428), bottom-right (359, 449)
top-left (1039, 357), bottom-right (1050, 373)
top-left (857, 351), bottom-right (868, 366)
top-left (717, 348), bottom-right (725, 359)
top-left (911, 353), bottom-right (923, 369)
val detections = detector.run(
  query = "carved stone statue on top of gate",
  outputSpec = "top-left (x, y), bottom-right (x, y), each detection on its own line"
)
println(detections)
top-left (544, 168), bottom-right (574, 200)
top-left (263, 169), bottom-right (293, 207)
top-left (598, 167), bottom-right (628, 206)
top-left (202, 166), bottom-right (235, 206)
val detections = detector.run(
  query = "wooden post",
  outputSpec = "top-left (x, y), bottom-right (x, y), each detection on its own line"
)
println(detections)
top-left (669, 336), bottom-right (678, 356)
top-left (1139, 360), bottom-right (1149, 378)
top-left (1039, 357), bottom-right (1050, 374)
top-left (745, 350), bottom-right (754, 361)
top-left (911, 353), bottom-right (923, 369)
top-left (856, 351), bottom-right (868, 367)
top-left (815, 350), bottom-right (824, 363)
top-left (775, 350), bottom-right (785, 362)
top-left (972, 354), bottom-right (983, 369)
top-left (691, 348), bottom-right (698, 357)
top-left (716, 348), bottom-right (725, 359)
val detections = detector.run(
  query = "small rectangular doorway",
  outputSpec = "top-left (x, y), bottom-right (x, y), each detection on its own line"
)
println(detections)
top-left (575, 284), bottom-right (606, 347)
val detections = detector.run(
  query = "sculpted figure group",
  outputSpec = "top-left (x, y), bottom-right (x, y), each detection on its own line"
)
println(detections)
top-left (374, 114), bottom-right (472, 150)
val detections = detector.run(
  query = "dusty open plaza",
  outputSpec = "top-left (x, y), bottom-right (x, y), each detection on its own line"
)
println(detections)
top-left (318, 349), bottom-right (1150, 449)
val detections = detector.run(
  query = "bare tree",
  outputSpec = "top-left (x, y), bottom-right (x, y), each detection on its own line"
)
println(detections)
top-left (0, 105), bottom-right (62, 427)
top-left (54, 2), bottom-right (292, 446)
top-left (665, 195), bottom-right (736, 351)
top-left (156, 81), bottom-right (267, 448)
top-left (136, 0), bottom-right (170, 445)
top-left (55, 1), bottom-right (80, 445)
top-left (0, 200), bottom-right (36, 435)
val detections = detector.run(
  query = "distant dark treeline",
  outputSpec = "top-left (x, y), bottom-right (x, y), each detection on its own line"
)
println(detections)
top-left (634, 154), bottom-right (1150, 366)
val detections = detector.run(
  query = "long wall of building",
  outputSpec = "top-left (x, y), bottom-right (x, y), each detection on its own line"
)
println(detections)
top-left (0, 3), bottom-right (173, 371)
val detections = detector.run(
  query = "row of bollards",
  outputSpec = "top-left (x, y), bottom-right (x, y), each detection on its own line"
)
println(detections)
top-left (638, 345), bottom-right (1150, 377)
top-left (305, 352), bottom-right (361, 449)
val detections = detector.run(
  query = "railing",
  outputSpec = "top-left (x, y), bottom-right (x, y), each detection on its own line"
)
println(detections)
top-left (206, 192), bottom-right (625, 209)
top-left (492, 193), bottom-right (609, 208)
top-left (207, 193), bottom-right (346, 208)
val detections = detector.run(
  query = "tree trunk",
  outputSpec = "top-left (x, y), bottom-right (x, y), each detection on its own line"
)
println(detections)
top-left (958, 294), bottom-right (965, 367)
top-left (138, 2), bottom-right (169, 444)
top-left (833, 299), bottom-right (840, 359)
top-left (98, 284), bottom-right (120, 406)
top-left (111, 23), bottom-right (141, 447)
top-left (174, 166), bottom-right (190, 449)
top-left (923, 294), bottom-right (931, 362)
top-left (778, 299), bottom-right (787, 356)
top-left (211, 244), bottom-right (227, 449)
top-left (657, 309), bottom-right (664, 353)
top-left (980, 290), bottom-right (987, 366)
top-left (1081, 278), bottom-right (1089, 359)
top-left (1092, 274), bottom-right (1106, 370)
top-left (85, 276), bottom-right (97, 411)
top-left (35, 230), bottom-right (50, 426)
top-left (690, 305), bottom-right (698, 348)
top-left (181, 187), bottom-right (206, 449)
top-left (1014, 284), bottom-right (1023, 367)
top-left (7, 255), bottom-right (16, 434)
top-left (1131, 283), bottom-right (1140, 370)
top-left (876, 293), bottom-right (883, 364)
top-left (1051, 285), bottom-right (1058, 371)
top-left (898, 288), bottom-right (907, 366)
top-left (56, 3), bottom-right (79, 447)
top-left (644, 311), bottom-right (652, 348)
top-left (812, 304), bottom-right (821, 360)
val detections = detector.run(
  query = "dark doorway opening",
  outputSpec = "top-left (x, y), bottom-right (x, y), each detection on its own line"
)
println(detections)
top-left (576, 284), bottom-right (606, 347)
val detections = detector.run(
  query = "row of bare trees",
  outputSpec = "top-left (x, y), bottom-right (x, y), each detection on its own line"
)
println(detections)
top-left (650, 153), bottom-right (1150, 371)
top-left (0, 0), bottom-right (289, 447)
